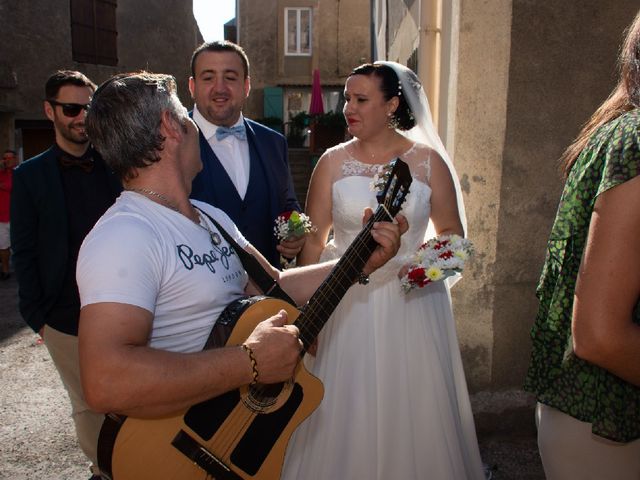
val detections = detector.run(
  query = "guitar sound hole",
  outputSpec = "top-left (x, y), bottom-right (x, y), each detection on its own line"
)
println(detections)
top-left (232, 382), bottom-right (304, 475)
top-left (243, 380), bottom-right (292, 413)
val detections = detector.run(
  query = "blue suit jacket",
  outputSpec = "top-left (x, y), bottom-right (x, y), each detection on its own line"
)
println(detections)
top-left (190, 116), bottom-right (301, 266)
top-left (10, 146), bottom-right (121, 333)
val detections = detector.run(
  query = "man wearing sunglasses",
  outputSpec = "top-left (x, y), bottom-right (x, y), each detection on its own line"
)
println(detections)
top-left (10, 70), bottom-right (121, 480)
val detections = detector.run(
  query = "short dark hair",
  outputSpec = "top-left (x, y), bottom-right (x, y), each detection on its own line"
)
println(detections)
top-left (3, 149), bottom-right (16, 156)
top-left (86, 72), bottom-right (189, 181)
top-left (44, 70), bottom-right (97, 100)
top-left (190, 41), bottom-right (250, 78)
top-left (349, 63), bottom-right (417, 131)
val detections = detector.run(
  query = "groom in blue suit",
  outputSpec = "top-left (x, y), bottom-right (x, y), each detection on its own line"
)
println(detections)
top-left (189, 41), bottom-right (304, 267)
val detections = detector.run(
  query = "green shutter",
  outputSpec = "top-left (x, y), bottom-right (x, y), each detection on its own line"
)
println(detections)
top-left (264, 87), bottom-right (284, 120)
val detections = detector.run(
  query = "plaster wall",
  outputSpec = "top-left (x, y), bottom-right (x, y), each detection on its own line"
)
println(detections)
top-left (491, 0), bottom-right (639, 388)
top-left (451, 0), bottom-right (513, 390)
top-left (452, 0), bottom-right (639, 392)
top-left (238, 0), bottom-right (280, 117)
top-left (239, 0), bottom-right (370, 118)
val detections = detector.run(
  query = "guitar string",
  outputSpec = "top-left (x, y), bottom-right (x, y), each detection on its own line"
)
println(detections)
top-left (212, 403), bottom-right (255, 460)
top-left (209, 388), bottom-right (257, 456)
top-left (297, 208), bottom-right (388, 341)
top-left (297, 206), bottom-right (391, 343)
top-left (297, 235), bottom-right (370, 342)
top-left (296, 175), bottom-right (404, 342)
top-left (307, 195), bottom-right (399, 330)
top-left (209, 245), bottom-right (366, 468)
top-left (225, 406), bottom-right (254, 453)
top-left (205, 178), bottom-right (407, 473)
top-left (209, 222), bottom-right (388, 451)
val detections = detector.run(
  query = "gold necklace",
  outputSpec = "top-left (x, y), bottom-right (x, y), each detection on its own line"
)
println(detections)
top-left (128, 187), bottom-right (180, 212)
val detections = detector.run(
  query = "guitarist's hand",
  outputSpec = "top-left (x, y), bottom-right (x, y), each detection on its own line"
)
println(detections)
top-left (362, 209), bottom-right (409, 276)
top-left (244, 310), bottom-right (302, 384)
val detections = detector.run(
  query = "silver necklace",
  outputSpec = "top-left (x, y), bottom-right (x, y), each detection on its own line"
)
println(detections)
top-left (129, 188), bottom-right (221, 246)
top-left (128, 187), bottom-right (180, 212)
top-left (196, 211), bottom-right (222, 246)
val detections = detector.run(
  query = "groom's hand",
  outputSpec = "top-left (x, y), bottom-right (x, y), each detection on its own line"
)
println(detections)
top-left (277, 235), bottom-right (306, 259)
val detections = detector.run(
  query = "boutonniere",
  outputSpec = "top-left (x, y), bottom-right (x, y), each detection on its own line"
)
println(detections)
top-left (400, 234), bottom-right (473, 293)
top-left (274, 211), bottom-right (316, 268)
top-left (274, 211), bottom-right (315, 242)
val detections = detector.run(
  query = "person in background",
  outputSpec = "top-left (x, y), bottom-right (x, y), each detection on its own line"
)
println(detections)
top-left (282, 62), bottom-right (485, 479)
top-left (10, 70), bottom-right (121, 480)
top-left (188, 40), bottom-right (306, 267)
top-left (524, 10), bottom-right (640, 479)
top-left (0, 149), bottom-right (17, 280)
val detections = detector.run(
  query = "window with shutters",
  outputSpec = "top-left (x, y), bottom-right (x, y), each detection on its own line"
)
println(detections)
top-left (70, 0), bottom-right (118, 66)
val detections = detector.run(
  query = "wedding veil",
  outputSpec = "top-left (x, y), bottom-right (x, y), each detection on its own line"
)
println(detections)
top-left (374, 61), bottom-right (467, 238)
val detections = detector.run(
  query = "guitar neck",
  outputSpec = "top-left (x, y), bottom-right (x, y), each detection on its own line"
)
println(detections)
top-left (294, 206), bottom-right (391, 351)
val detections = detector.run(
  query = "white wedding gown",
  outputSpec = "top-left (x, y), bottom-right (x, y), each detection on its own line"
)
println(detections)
top-left (282, 142), bottom-right (485, 480)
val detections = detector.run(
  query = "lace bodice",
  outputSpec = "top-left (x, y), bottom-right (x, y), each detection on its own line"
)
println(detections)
top-left (337, 141), bottom-right (432, 183)
top-left (319, 141), bottom-right (435, 283)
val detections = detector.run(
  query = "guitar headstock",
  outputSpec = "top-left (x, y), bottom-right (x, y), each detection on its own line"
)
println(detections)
top-left (374, 158), bottom-right (412, 220)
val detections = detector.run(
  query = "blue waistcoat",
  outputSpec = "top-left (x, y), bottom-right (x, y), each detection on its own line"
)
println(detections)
top-left (190, 117), bottom-right (301, 267)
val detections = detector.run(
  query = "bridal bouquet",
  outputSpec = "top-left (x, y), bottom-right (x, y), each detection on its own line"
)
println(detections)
top-left (400, 234), bottom-right (473, 293)
top-left (274, 210), bottom-right (315, 241)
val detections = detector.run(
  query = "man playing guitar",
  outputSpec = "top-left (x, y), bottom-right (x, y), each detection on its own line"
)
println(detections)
top-left (76, 72), bottom-right (406, 479)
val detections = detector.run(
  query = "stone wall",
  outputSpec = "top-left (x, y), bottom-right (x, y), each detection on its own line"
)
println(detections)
top-left (0, 0), bottom-right (201, 153)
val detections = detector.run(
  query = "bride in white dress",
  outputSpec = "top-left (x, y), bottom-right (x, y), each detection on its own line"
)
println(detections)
top-left (282, 61), bottom-right (484, 480)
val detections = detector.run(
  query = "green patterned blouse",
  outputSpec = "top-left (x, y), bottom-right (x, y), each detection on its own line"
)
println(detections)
top-left (524, 108), bottom-right (640, 443)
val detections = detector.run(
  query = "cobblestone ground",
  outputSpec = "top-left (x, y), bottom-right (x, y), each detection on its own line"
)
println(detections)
top-left (0, 275), bottom-right (544, 480)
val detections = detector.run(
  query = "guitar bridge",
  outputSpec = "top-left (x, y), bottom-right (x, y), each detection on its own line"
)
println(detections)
top-left (171, 429), bottom-right (242, 480)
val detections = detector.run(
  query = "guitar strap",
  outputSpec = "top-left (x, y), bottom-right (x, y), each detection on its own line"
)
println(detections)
top-left (194, 205), bottom-right (296, 305)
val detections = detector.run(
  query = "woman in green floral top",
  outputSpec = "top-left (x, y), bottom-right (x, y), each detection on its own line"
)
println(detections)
top-left (524, 11), bottom-right (640, 480)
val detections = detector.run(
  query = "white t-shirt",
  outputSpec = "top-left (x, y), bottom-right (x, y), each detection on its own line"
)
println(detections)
top-left (77, 191), bottom-right (249, 353)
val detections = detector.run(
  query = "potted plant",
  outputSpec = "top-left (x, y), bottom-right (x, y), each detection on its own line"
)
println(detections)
top-left (286, 111), bottom-right (310, 148)
top-left (255, 116), bottom-right (284, 133)
top-left (309, 111), bottom-right (347, 153)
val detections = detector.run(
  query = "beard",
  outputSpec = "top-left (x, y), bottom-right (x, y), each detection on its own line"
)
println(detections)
top-left (201, 96), bottom-right (242, 127)
top-left (58, 120), bottom-right (89, 145)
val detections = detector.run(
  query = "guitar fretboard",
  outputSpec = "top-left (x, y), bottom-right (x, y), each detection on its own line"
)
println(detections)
top-left (295, 206), bottom-right (391, 351)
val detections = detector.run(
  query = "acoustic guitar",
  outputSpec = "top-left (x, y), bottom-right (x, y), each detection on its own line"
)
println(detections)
top-left (97, 158), bottom-right (412, 479)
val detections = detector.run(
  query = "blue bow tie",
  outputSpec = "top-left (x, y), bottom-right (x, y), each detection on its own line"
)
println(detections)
top-left (215, 124), bottom-right (247, 141)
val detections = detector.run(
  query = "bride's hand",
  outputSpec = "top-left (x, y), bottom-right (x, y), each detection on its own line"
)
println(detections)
top-left (361, 209), bottom-right (408, 275)
top-left (398, 264), bottom-right (410, 279)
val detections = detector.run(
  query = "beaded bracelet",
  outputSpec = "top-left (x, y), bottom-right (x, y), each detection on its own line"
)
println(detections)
top-left (241, 343), bottom-right (259, 386)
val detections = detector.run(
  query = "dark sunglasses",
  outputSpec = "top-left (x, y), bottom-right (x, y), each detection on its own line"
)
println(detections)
top-left (47, 99), bottom-right (90, 118)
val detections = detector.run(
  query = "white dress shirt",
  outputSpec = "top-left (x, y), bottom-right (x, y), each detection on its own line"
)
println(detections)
top-left (193, 106), bottom-right (251, 200)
